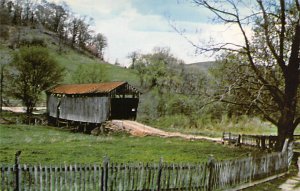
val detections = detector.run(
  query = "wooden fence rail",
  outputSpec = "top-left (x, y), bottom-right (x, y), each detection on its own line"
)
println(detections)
top-left (222, 132), bottom-right (300, 150)
top-left (1, 149), bottom-right (289, 191)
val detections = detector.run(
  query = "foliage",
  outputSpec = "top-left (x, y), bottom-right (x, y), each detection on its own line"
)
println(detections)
top-left (0, 49), bottom-right (12, 109)
top-left (0, 0), bottom-right (108, 58)
top-left (135, 47), bottom-right (210, 122)
top-left (145, 114), bottom-right (291, 138)
top-left (72, 63), bottom-right (106, 83)
top-left (0, 124), bottom-right (256, 164)
top-left (91, 33), bottom-right (107, 60)
top-left (193, 0), bottom-right (300, 149)
top-left (0, 25), bottom-right (9, 40)
top-left (7, 46), bottom-right (64, 114)
top-left (20, 36), bottom-right (46, 47)
top-left (127, 51), bottom-right (140, 69)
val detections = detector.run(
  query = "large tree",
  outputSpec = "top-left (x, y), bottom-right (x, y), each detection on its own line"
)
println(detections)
top-left (8, 46), bottom-right (64, 114)
top-left (193, 0), bottom-right (300, 149)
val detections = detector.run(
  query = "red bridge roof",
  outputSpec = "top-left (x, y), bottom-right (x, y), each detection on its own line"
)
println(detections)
top-left (47, 81), bottom-right (127, 95)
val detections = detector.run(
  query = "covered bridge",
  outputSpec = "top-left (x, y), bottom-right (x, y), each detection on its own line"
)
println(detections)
top-left (46, 81), bottom-right (140, 124)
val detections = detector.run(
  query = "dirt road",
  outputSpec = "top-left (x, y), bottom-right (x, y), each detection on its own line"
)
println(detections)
top-left (2, 107), bottom-right (46, 113)
top-left (111, 120), bottom-right (221, 142)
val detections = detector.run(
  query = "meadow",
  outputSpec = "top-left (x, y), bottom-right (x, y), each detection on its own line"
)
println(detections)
top-left (0, 124), bottom-right (256, 165)
top-left (147, 114), bottom-right (300, 138)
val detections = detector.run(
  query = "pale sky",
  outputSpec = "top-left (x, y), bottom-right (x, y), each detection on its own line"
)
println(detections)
top-left (52, 0), bottom-right (247, 66)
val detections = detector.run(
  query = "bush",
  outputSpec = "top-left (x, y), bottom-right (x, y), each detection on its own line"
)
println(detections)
top-left (149, 114), bottom-right (190, 129)
top-left (0, 26), bottom-right (10, 40)
top-left (31, 37), bottom-right (46, 47)
top-left (20, 37), bottom-right (46, 47)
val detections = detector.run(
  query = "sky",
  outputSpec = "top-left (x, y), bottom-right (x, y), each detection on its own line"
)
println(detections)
top-left (52, 0), bottom-right (247, 66)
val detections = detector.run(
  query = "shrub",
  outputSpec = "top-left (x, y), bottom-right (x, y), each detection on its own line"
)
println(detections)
top-left (20, 37), bottom-right (46, 47)
top-left (0, 26), bottom-right (9, 40)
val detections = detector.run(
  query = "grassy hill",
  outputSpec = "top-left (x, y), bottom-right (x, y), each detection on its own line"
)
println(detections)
top-left (0, 26), bottom-right (140, 107)
top-left (185, 61), bottom-right (216, 72)
top-left (0, 26), bottom-right (139, 86)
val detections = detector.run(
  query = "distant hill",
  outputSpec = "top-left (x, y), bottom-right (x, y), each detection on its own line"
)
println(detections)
top-left (185, 61), bottom-right (216, 72)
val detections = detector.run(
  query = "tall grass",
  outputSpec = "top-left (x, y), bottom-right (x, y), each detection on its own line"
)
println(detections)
top-left (143, 114), bottom-right (299, 137)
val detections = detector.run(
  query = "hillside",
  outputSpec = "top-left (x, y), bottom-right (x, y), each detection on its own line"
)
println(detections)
top-left (185, 61), bottom-right (216, 72)
top-left (0, 26), bottom-right (140, 82)
top-left (0, 26), bottom-right (140, 106)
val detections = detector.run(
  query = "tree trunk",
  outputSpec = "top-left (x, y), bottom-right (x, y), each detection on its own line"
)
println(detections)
top-left (26, 106), bottom-right (33, 115)
top-left (276, 84), bottom-right (297, 150)
top-left (277, 121), bottom-right (294, 151)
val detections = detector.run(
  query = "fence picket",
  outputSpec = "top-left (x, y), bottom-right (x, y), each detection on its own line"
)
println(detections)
top-left (1, 166), bottom-right (3, 190)
top-left (0, 147), bottom-right (291, 191)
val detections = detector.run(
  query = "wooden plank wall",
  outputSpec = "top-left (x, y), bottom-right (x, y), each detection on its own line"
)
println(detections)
top-left (47, 95), bottom-right (110, 123)
top-left (47, 95), bottom-right (59, 118)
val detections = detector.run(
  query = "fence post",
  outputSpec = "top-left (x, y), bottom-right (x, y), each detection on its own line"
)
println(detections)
top-left (237, 134), bottom-right (241, 146)
top-left (261, 136), bottom-right (266, 150)
top-left (287, 140), bottom-right (294, 167)
top-left (208, 155), bottom-right (215, 191)
top-left (157, 158), bottom-right (163, 191)
top-left (14, 151), bottom-right (21, 191)
top-left (102, 156), bottom-right (109, 191)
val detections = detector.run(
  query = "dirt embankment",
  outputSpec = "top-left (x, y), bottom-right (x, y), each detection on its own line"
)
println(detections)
top-left (110, 120), bottom-right (221, 142)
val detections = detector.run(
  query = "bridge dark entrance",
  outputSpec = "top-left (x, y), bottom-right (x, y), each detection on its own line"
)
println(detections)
top-left (110, 98), bottom-right (139, 120)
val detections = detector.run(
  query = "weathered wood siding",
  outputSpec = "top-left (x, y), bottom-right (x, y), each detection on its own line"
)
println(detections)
top-left (47, 95), bottom-right (59, 117)
top-left (1, 150), bottom-right (289, 191)
top-left (47, 95), bottom-right (110, 123)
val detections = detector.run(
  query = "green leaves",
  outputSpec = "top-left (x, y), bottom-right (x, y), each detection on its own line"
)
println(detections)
top-left (71, 64), bottom-right (106, 84)
top-left (8, 46), bottom-right (64, 114)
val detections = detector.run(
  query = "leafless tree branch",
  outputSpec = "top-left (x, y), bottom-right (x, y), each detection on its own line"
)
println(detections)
top-left (257, 0), bottom-right (287, 75)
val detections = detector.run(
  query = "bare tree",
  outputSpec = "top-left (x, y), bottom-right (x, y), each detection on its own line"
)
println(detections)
top-left (93, 33), bottom-right (107, 60)
top-left (127, 51), bottom-right (140, 69)
top-left (192, 0), bottom-right (299, 150)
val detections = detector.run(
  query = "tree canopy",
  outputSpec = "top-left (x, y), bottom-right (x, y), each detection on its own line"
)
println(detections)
top-left (134, 47), bottom-right (209, 124)
top-left (0, 0), bottom-right (108, 59)
top-left (193, 0), bottom-right (300, 149)
top-left (8, 46), bottom-right (64, 114)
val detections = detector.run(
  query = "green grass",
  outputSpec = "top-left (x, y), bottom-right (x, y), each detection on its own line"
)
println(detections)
top-left (0, 124), bottom-right (256, 165)
top-left (46, 35), bottom-right (140, 85)
top-left (144, 114), bottom-right (300, 138)
top-left (1, 26), bottom-right (140, 85)
top-left (1, 26), bottom-right (140, 105)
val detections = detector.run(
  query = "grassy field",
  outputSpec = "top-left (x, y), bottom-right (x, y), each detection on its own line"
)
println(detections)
top-left (0, 124), bottom-right (257, 165)
top-left (145, 114), bottom-right (300, 138)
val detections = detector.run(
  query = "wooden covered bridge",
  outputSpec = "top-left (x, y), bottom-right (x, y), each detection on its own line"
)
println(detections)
top-left (46, 81), bottom-right (140, 128)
